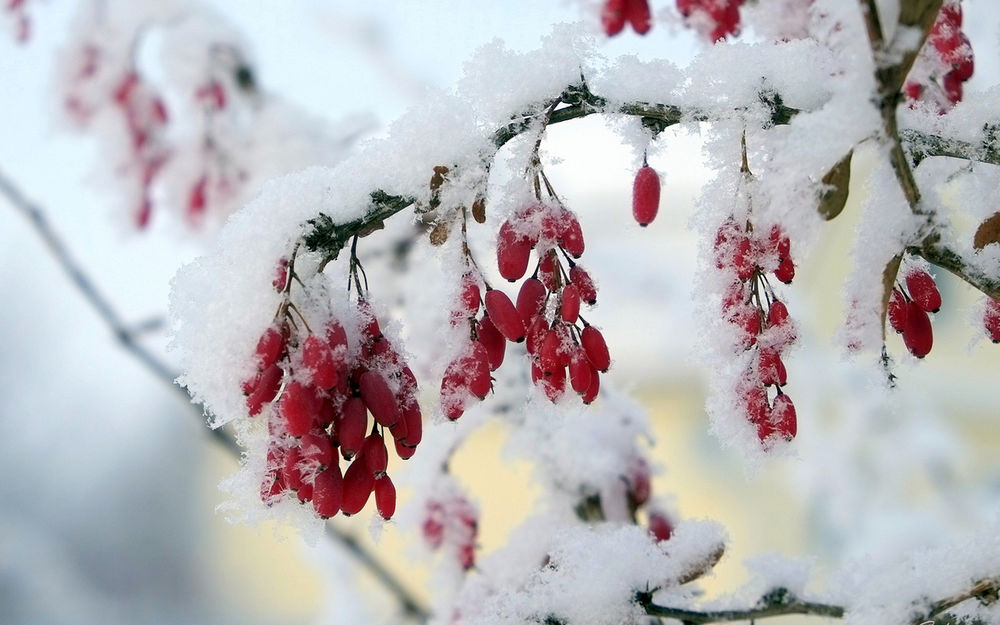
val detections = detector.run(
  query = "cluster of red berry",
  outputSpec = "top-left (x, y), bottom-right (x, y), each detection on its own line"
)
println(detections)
top-left (112, 71), bottom-right (172, 228)
top-left (624, 457), bottom-right (674, 542)
top-left (245, 267), bottom-right (422, 520)
top-left (601, 0), bottom-right (652, 36)
top-left (677, 0), bottom-right (743, 42)
top-left (492, 199), bottom-right (610, 404)
top-left (905, 1), bottom-right (973, 110)
top-left (4, 0), bottom-right (31, 43)
top-left (422, 493), bottom-right (479, 570)
top-left (887, 264), bottom-right (941, 358)
top-left (716, 219), bottom-right (798, 444)
top-left (186, 80), bottom-right (235, 223)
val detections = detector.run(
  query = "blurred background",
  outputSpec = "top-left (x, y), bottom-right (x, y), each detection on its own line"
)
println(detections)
top-left (3, 1), bottom-right (1000, 623)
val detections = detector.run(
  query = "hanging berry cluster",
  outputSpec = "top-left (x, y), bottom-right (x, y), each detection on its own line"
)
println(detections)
top-left (5, 0), bottom-right (31, 43)
top-left (111, 71), bottom-right (172, 228)
top-left (422, 492), bottom-right (479, 570)
top-left (905, 1), bottom-right (973, 110)
top-left (622, 456), bottom-right (674, 542)
top-left (887, 261), bottom-right (941, 359)
top-left (601, 0), bottom-right (652, 36)
top-left (714, 139), bottom-right (798, 446)
top-left (491, 169), bottom-right (610, 405)
top-left (677, 0), bottom-right (744, 42)
top-left (245, 244), bottom-right (423, 520)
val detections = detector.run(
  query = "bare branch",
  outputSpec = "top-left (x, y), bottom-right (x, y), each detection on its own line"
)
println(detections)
top-left (0, 167), bottom-right (431, 623)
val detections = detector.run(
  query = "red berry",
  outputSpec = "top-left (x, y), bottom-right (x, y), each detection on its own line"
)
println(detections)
top-left (627, 457), bottom-right (651, 506)
top-left (582, 366), bottom-right (600, 404)
top-left (774, 257), bottom-right (795, 284)
top-left (744, 385), bottom-right (769, 425)
top-left (341, 458), bottom-right (376, 516)
top-left (905, 269), bottom-right (941, 313)
top-left (374, 475), bottom-right (397, 519)
top-left (758, 348), bottom-right (787, 387)
top-left (569, 265), bottom-right (598, 305)
top-left (569, 348), bottom-right (593, 395)
top-left (394, 436), bottom-right (416, 460)
top-left (359, 370), bottom-right (400, 429)
top-left (539, 364), bottom-right (566, 401)
top-left (282, 446), bottom-right (304, 492)
top-left (458, 272), bottom-right (481, 319)
top-left (734, 237), bottom-right (756, 281)
top-left (338, 397), bottom-right (368, 459)
top-left (313, 464), bottom-right (344, 519)
top-left (559, 211), bottom-right (585, 258)
top-left (325, 319), bottom-right (349, 352)
top-left (649, 511), bottom-right (673, 542)
top-left (902, 301), bottom-right (933, 358)
top-left (485, 289), bottom-right (525, 342)
top-left (358, 300), bottom-right (382, 342)
top-left (770, 393), bottom-right (797, 441)
top-left (272, 258), bottom-right (289, 291)
top-left (602, 0), bottom-right (627, 36)
top-left (467, 342), bottom-right (493, 399)
top-left (768, 225), bottom-right (790, 258)
top-left (632, 165), bottom-right (660, 226)
top-left (497, 220), bottom-right (532, 282)
top-left (526, 314), bottom-right (548, 355)
top-left (561, 284), bottom-right (581, 323)
top-left (516, 278), bottom-right (547, 324)
top-left (400, 400), bottom-right (423, 447)
top-left (280, 382), bottom-right (322, 438)
top-left (985, 299), bottom-right (1000, 343)
top-left (625, 0), bottom-right (652, 34)
top-left (768, 300), bottom-right (789, 328)
top-left (246, 363), bottom-right (282, 416)
top-left (303, 335), bottom-right (340, 390)
top-left (254, 326), bottom-right (286, 371)
top-left (300, 430), bottom-right (335, 471)
top-left (538, 249), bottom-right (559, 290)
top-left (362, 432), bottom-right (389, 476)
top-left (581, 325), bottom-right (611, 372)
top-left (296, 480), bottom-right (314, 503)
top-left (888, 289), bottom-right (907, 333)
top-left (477, 316), bottom-right (506, 371)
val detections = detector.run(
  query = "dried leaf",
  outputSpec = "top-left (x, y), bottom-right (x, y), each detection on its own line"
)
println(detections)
top-left (818, 150), bottom-right (852, 221)
top-left (429, 220), bottom-right (451, 246)
top-left (973, 212), bottom-right (1000, 250)
top-left (675, 543), bottom-right (725, 585)
top-left (880, 254), bottom-right (903, 341)
top-left (472, 196), bottom-right (487, 224)
top-left (430, 166), bottom-right (449, 190)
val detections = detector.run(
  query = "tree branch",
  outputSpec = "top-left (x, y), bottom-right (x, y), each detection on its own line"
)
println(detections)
top-left (639, 587), bottom-right (844, 623)
top-left (0, 167), bottom-right (431, 623)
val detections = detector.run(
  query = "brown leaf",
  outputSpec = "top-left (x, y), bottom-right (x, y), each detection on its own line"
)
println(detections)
top-left (675, 543), bottom-right (725, 585)
top-left (973, 212), bottom-right (1000, 251)
top-left (471, 196), bottom-right (487, 224)
top-left (817, 150), bottom-right (852, 221)
top-left (880, 254), bottom-right (902, 341)
top-left (428, 220), bottom-right (451, 246)
top-left (430, 166), bottom-right (449, 190)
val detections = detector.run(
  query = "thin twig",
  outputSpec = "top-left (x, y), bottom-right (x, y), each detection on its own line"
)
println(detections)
top-left (0, 167), bottom-right (430, 623)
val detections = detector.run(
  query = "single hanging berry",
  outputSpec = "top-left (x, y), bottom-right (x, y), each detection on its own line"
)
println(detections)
top-left (902, 301), bottom-right (933, 358)
top-left (632, 164), bottom-right (660, 226)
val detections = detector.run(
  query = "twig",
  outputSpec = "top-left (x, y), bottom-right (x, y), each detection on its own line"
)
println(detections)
top-left (0, 167), bottom-right (430, 623)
